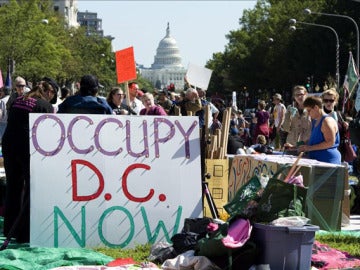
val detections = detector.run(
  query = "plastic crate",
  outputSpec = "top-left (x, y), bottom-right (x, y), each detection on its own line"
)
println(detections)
top-left (252, 223), bottom-right (319, 270)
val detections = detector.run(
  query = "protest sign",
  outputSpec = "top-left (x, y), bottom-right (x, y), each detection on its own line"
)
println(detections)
top-left (115, 47), bottom-right (137, 84)
top-left (185, 63), bottom-right (213, 90)
top-left (30, 114), bottom-right (202, 248)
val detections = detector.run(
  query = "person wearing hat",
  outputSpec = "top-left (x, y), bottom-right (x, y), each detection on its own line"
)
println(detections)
top-left (271, 93), bottom-right (286, 150)
top-left (58, 74), bottom-right (113, 114)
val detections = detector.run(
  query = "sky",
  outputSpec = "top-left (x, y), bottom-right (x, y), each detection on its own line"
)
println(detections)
top-left (77, 1), bottom-right (257, 68)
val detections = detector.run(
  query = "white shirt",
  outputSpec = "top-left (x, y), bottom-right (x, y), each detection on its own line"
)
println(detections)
top-left (123, 98), bottom-right (144, 115)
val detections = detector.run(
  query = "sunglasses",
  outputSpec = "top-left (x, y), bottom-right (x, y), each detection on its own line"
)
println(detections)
top-left (323, 99), bottom-right (335, 103)
top-left (16, 85), bottom-right (26, 88)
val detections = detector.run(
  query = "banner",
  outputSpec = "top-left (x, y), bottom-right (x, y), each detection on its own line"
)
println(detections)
top-left (342, 51), bottom-right (359, 113)
top-left (115, 47), bottom-right (137, 84)
top-left (185, 63), bottom-right (213, 90)
top-left (30, 114), bottom-right (202, 248)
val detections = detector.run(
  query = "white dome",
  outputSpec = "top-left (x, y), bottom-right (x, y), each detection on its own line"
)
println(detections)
top-left (151, 23), bottom-right (184, 69)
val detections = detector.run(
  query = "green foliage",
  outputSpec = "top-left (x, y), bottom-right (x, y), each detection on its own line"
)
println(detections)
top-left (0, 0), bottom-right (117, 88)
top-left (206, 0), bottom-right (360, 105)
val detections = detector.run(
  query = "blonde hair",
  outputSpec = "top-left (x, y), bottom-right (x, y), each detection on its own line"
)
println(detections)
top-left (292, 85), bottom-right (307, 97)
top-left (257, 135), bottom-right (266, 145)
top-left (321, 88), bottom-right (339, 103)
top-left (258, 100), bottom-right (266, 110)
top-left (14, 76), bottom-right (26, 86)
top-left (141, 92), bottom-right (154, 102)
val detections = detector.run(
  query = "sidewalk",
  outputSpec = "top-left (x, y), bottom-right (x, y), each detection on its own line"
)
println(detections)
top-left (342, 215), bottom-right (360, 231)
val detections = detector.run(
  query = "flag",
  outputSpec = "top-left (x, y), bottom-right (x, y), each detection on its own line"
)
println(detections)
top-left (342, 51), bottom-right (359, 113)
top-left (4, 67), bottom-right (11, 89)
top-left (0, 69), bottom-right (3, 88)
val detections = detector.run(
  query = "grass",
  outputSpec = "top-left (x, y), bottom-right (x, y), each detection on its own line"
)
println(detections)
top-left (94, 234), bottom-right (360, 264)
top-left (95, 244), bottom-right (152, 263)
top-left (315, 234), bottom-right (360, 257)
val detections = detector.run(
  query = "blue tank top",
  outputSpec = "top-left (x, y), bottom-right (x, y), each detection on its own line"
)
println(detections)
top-left (308, 115), bottom-right (341, 164)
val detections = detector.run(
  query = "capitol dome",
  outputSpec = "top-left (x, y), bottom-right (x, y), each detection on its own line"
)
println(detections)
top-left (151, 23), bottom-right (184, 69)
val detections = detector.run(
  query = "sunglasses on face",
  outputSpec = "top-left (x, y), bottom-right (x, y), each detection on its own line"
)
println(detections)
top-left (323, 99), bottom-right (335, 104)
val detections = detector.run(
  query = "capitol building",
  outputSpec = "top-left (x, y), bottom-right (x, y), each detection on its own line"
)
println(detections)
top-left (139, 23), bottom-right (186, 91)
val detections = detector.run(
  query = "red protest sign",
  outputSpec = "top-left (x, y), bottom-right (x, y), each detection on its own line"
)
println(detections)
top-left (115, 47), bottom-right (137, 83)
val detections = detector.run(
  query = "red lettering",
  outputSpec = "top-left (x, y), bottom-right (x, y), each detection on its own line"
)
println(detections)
top-left (72, 159), bottom-right (104, 201)
top-left (122, 163), bottom-right (153, 203)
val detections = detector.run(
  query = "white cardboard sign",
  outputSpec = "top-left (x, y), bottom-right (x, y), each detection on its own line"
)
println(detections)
top-left (186, 63), bottom-right (213, 90)
top-left (29, 114), bottom-right (202, 248)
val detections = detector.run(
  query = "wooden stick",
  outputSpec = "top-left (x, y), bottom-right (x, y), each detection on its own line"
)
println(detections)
top-left (219, 109), bottom-right (229, 158)
top-left (204, 104), bottom-right (210, 139)
top-left (124, 82), bottom-right (130, 107)
top-left (216, 129), bottom-right (221, 153)
top-left (284, 152), bottom-right (304, 182)
top-left (291, 165), bottom-right (302, 178)
top-left (174, 105), bottom-right (180, 116)
top-left (223, 107), bottom-right (231, 155)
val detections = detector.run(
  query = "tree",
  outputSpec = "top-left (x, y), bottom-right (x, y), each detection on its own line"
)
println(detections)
top-left (0, 0), bottom-right (118, 92)
top-left (0, 0), bottom-right (71, 83)
top-left (205, 0), bottom-right (360, 104)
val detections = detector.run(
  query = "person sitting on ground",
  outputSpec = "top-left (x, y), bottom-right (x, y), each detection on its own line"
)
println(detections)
top-left (250, 134), bottom-right (271, 154)
top-left (58, 74), bottom-right (113, 114)
top-left (227, 125), bottom-right (244, 155)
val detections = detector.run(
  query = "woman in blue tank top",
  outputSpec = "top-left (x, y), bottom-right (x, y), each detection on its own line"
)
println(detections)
top-left (298, 96), bottom-right (341, 164)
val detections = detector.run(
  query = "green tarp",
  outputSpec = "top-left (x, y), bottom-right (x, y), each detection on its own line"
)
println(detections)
top-left (0, 217), bottom-right (113, 270)
top-left (0, 246), bottom-right (113, 270)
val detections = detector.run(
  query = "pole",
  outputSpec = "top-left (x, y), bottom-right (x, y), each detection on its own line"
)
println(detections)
top-left (305, 9), bottom-right (359, 70)
top-left (295, 21), bottom-right (340, 90)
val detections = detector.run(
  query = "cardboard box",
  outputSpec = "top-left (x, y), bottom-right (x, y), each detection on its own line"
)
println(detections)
top-left (204, 159), bottom-right (229, 218)
top-left (229, 154), bottom-right (346, 231)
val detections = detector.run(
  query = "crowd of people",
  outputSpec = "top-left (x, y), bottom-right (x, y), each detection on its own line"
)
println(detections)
top-left (226, 85), bottom-right (356, 168)
top-left (0, 73), bottom-right (357, 244)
